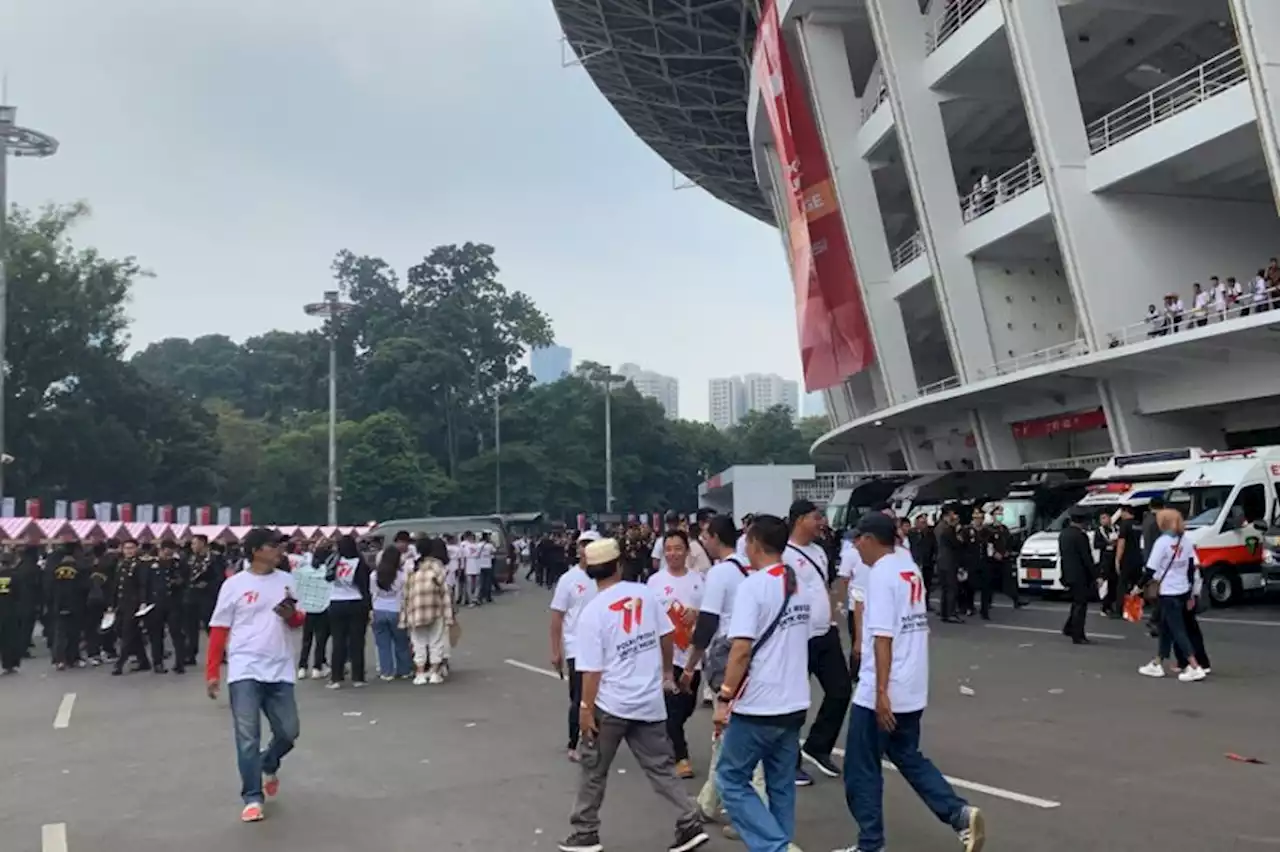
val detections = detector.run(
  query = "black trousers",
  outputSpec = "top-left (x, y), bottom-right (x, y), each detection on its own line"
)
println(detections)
top-left (114, 607), bottom-right (149, 671)
top-left (83, 603), bottom-right (106, 658)
top-left (921, 563), bottom-right (935, 610)
top-left (180, 599), bottom-right (204, 664)
top-left (567, 657), bottom-right (584, 749)
top-left (939, 564), bottom-right (960, 619)
top-left (299, 611), bottom-right (331, 670)
top-left (1175, 609), bottom-right (1211, 669)
top-left (1063, 586), bottom-right (1089, 641)
top-left (801, 626), bottom-right (852, 761)
top-left (144, 605), bottom-right (185, 670)
top-left (0, 605), bottom-right (22, 670)
top-left (665, 665), bottom-right (700, 762)
top-left (52, 612), bottom-right (81, 665)
top-left (328, 600), bottom-right (368, 684)
top-left (978, 559), bottom-right (1019, 617)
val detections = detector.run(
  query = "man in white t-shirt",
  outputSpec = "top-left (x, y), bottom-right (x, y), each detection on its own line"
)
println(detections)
top-left (783, 499), bottom-right (848, 783)
top-left (460, 532), bottom-right (481, 607)
top-left (550, 530), bottom-right (601, 761)
top-left (561, 537), bottom-right (707, 852)
top-left (477, 532), bottom-right (497, 603)
top-left (651, 510), bottom-right (715, 576)
top-left (205, 528), bottom-right (305, 824)
top-left (712, 514), bottom-right (813, 852)
top-left (841, 514), bottom-right (985, 852)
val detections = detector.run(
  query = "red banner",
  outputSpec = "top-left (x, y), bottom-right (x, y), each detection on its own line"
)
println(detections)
top-left (753, 1), bottom-right (875, 391)
top-left (240, 507), bottom-right (252, 525)
top-left (1011, 407), bottom-right (1108, 441)
top-left (71, 500), bottom-right (88, 520)
top-left (24, 498), bottom-right (40, 518)
top-left (160, 505), bottom-right (174, 524)
top-left (198, 506), bottom-right (212, 525)
top-left (118, 503), bottom-right (133, 523)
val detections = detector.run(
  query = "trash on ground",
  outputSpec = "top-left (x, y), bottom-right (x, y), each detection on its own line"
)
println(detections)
top-left (342, 711), bottom-right (363, 717)
top-left (959, 685), bottom-right (976, 696)
top-left (1048, 688), bottom-right (1065, 695)
top-left (1226, 752), bottom-right (1267, 765)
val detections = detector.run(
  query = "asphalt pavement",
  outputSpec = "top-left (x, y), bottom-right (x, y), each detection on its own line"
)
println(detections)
top-left (4, 586), bottom-right (1280, 852)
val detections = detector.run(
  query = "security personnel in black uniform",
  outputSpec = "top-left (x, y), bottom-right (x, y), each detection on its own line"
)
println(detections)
top-left (977, 515), bottom-right (1025, 619)
top-left (15, 545), bottom-right (41, 659)
top-left (143, 540), bottom-right (186, 674)
top-left (111, 539), bottom-right (150, 675)
top-left (182, 534), bottom-right (221, 666)
top-left (46, 542), bottom-right (89, 669)
top-left (84, 542), bottom-right (115, 664)
top-left (0, 548), bottom-right (24, 673)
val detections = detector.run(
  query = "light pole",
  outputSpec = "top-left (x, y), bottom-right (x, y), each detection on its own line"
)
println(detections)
top-left (0, 104), bottom-right (58, 505)
top-left (494, 389), bottom-right (501, 515)
top-left (592, 366), bottom-right (625, 514)
top-left (304, 290), bottom-right (353, 526)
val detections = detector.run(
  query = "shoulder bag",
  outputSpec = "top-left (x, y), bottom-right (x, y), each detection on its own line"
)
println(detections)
top-left (1142, 535), bottom-right (1182, 604)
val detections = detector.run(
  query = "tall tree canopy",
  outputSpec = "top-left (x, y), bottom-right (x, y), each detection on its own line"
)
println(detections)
top-left (8, 202), bottom-right (830, 522)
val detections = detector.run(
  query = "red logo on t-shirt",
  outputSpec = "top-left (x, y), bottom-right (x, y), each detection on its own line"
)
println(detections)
top-left (242, 591), bottom-right (260, 605)
top-left (900, 571), bottom-right (924, 605)
top-left (608, 597), bottom-right (643, 633)
top-left (664, 585), bottom-right (674, 597)
top-left (336, 564), bottom-right (354, 582)
top-left (574, 583), bottom-right (585, 595)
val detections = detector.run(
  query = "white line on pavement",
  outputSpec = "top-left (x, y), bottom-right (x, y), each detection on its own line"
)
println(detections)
top-left (42, 823), bottom-right (67, 852)
top-left (812, 750), bottom-right (1062, 810)
top-left (505, 659), bottom-right (1063, 810)
top-left (984, 624), bottom-right (1124, 641)
top-left (504, 659), bottom-right (561, 679)
top-left (53, 693), bottom-right (76, 729)
top-left (995, 602), bottom-right (1280, 628)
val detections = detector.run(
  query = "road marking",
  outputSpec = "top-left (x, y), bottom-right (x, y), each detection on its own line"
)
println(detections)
top-left (42, 823), bottom-right (67, 852)
top-left (503, 659), bottom-right (1064, 810)
top-left (504, 659), bottom-right (560, 679)
top-left (53, 693), bottom-right (76, 729)
top-left (997, 602), bottom-right (1280, 628)
top-left (984, 624), bottom-right (1124, 641)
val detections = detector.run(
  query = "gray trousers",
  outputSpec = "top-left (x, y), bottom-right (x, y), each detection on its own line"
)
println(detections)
top-left (571, 710), bottom-right (701, 835)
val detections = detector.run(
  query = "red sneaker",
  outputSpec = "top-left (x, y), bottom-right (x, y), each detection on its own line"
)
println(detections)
top-left (263, 774), bottom-right (280, 799)
top-left (241, 803), bottom-right (265, 822)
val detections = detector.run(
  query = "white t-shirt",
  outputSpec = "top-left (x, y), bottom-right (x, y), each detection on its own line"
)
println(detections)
top-left (477, 541), bottom-right (495, 569)
top-left (646, 568), bottom-right (705, 669)
top-left (1193, 290), bottom-right (1210, 312)
top-left (735, 536), bottom-right (749, 559)
top-left (701, 556), bottom-right (750, 638)
top-left (727, 564), bottom-right (813, 717)
top-left (854, 549), bottom-right (930, 714)
top-left (783, 540), bottom-right (832, 636)
top-left (329, 556), bottom-right (366, 602)
top-left (550, 566), bottom-right (597, 660)
top-left (1146, 534), bottom-right (1196, 596)
top-left (372, 565), bottom-right (407, 612)
top-left (837, 539), bottom-right (866, 611)
top-left (576, 581), bottom-right (673, 723)
top-left (461, 541), bottom-right (481, 576)
top-left (1255, 276), bottom-right (1269, 303)
top-left (209, 569), bottom-right (299, 685)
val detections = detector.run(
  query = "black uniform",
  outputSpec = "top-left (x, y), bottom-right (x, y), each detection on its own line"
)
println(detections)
top-left (142, 553), bottom-right (186, 674)
top-left (978, 522), bottom-right (1021, 618)
top-left (183, 549), bottom-right (222, 665)
top-left (84, 552), bottom-right (115, 660)
top-left (908, 525), bottom-right (937, 609)
top-left (935, 521), bottom-right (964, 622)
top-left (111, 555), bottom-right (150, 674)
top-left (46, 549), bottom-right (89, 667)
top-left (0, 554), bottom-right (24, 671)
top-left (14, 547), bottom-right (40, 659)
top-left (1059, 521), bottom-right (1097, 643)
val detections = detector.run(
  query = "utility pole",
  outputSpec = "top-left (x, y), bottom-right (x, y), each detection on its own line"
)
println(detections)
top-left (0, 104), bottom-right (58, 504)
top-left (494, 389), bottom-right (501, 515)
top-left (594, 366), bottom-right (625, 514)
top-left (304, 291), bottom-right (353, 525)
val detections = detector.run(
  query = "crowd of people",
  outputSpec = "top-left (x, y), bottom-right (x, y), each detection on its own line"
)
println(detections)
top-left (1145, 258), bottom-right (1280, 336)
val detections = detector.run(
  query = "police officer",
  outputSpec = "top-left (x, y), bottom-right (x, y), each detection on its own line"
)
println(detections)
top-left (143, 540), bottom-right (186, 674)
top-left (183, 534), bottom-right (221, 666)
top-left (111, 538), bottom-right (150, 675)
top-left (84, 542), bottom-right (115, 665)
top-left (0, 548), bottom-right (24, 673)
top-left (977, 513), bottom-right (1024, 619)
top-left (46, 542), bottom-right (88, 670)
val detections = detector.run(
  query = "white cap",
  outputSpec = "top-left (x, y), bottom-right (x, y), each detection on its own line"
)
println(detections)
top-left (578, 529), bottom-right (602, 543)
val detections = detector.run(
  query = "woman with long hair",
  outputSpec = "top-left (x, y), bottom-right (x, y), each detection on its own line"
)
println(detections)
top-left (646, 529), bottom-right (704, 779)
top-left (371, 545), bottom-right (412, 681)
top-left (1138, 509), bottom-right (1208, 682)
top-left (326, 535), bottom-right (372, 689)
top-left (401, 537), bottom-right (455, 685)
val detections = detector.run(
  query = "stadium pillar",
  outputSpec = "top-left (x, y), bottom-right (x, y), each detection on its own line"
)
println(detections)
top-left (1230, 0), bottom-right (1280, 216)
top-left (1096, 379), bottom-right (1223, 457)
top-left (793, 18), bottom-right (918, 406)
top-left (968, 410), bottom-right (1022, 470)
top-left (897, 429), bottom-right (939, 471)
top-left (865, 0), bottom-right (995, 384)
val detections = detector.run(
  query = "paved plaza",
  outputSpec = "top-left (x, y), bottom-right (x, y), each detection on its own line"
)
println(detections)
top-left (5, 588), bottom-right (1280, 852)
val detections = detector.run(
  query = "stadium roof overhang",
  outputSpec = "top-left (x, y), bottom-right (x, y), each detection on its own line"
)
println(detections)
top-left (551, 0), bottom-right (772, 223)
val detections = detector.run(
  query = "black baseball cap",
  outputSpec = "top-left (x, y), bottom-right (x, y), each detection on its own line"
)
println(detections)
top-left (853, 512), bottom-right (897, 544)
top-left (242, 527), bottom-right (286, 555)
top-left (788, 499), bottom-right (820, 524)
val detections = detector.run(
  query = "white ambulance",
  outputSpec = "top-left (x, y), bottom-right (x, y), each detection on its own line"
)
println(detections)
top-left (1017, 449), bottom-right (1207, 593)
top-left (1164, 447), bottom-right (1280, 606)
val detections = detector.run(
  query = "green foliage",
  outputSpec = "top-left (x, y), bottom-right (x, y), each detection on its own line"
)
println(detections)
top-left (9, 204), bottom-right (827, 522)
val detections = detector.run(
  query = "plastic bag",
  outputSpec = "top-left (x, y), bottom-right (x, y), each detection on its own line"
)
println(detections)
top-left (1122, 593), bottom-right (1143, 623)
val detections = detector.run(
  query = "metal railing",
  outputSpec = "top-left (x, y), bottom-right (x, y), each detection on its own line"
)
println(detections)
top-left (1104, 290), bottom-right (1280, 348)
top-left (977, 338), bottom-right (1090, 380)
top-left (1085, 46), bottom-right (1247, 154)
top-left (960, 154), bottom-right (1043, 222)
top-left (919, 376), bottom-right (962, 397)
top-left (1022, 453), bottom-right (1114, 472)
top-left (926, 0), bottom-right (990, 54)
top-left (792, 472), bottom-right (865, 505)
top-left (891, 232), bottom-right (925, 270)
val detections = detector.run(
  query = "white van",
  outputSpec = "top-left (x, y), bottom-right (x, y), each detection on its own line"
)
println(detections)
top-left (1017, 448), bottom-right (1208, 593)
top-left (1164, 447), bottom-right (1280, 606)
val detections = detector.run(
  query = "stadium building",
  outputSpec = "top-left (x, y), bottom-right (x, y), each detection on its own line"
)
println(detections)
top-left (552, 0), bottom-right (1280, 472)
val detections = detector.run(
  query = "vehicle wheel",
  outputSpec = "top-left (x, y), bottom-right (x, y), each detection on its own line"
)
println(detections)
top-left (1205, 566), bottom-right (1238, 607)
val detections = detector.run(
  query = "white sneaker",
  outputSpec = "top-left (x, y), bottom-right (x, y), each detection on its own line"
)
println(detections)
top-left (325, 681), bottom-right (342, 690)
top-left (1178, 666), bottom-right (1206, 683)
top-left (353, 681), bottom-right (367, 688)
top-left (1201, 667), bottom-right (1211, 675)
top-left (297, 667), bottom-right (307, 680)
top-left (1138, 661), bottom-right (1165, 678)
top-left (310, 668), bottom-right (324, 680)
top-left (413, 673), bottom-right (428, 686)
top-left (428, 672), bottom-right (444, 685)
top-left (379, 674), bottom-right (395, 682)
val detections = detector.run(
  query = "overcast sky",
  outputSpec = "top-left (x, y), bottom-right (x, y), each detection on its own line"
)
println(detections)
top-left (0, 0), bottom-right (809, 421)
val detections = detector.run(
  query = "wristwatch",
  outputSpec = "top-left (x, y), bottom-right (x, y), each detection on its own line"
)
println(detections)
top-left (715, 692), bottom-right (734, 705)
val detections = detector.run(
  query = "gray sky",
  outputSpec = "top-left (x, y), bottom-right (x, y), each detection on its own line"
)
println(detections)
top-left (0, 0), bottom-right (801, 421)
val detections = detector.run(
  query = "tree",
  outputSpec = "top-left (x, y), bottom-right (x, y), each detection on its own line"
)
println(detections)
top-left (340, 411), bottom-right (447, 521)
top-left (730, 406), bottom-right (812, 466)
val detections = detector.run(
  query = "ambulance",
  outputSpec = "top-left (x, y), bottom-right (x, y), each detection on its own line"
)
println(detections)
top-left (1164, 447), bottom-right (1280, 606)
top-left (1017, 449), bottom-right (1207, 593)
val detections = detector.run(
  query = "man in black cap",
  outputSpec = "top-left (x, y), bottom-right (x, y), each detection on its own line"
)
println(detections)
top-left (935, 504), bottom-right (965, 624)
top-left (111, 538), bottom-right (150, 675)
top-left (1059, 507), bottom-right (1098, 644)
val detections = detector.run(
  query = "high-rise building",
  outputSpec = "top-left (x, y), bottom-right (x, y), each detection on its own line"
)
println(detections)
top-left (802, 391), bottom-right (828, 420)
top-left (708, 377), bottom-right (746, 430)
top-left (617, 362), bottom-right (680, 419)
top-left (564, 0), bottom-right (1271, 472)
top-left (530, 344), bottom-right (572, 386)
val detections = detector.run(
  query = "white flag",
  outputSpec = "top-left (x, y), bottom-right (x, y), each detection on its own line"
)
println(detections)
top-left (54, 499), bottom-right (68, 519)
top-left (217, 506), bottom-right (232, 526)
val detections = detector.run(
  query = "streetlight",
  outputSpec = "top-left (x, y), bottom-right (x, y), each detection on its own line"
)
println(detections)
top-left (0, 104), bottom-right (57, 504)
top-left (590, 366), bottom-right (626, 513)
top-left (304, 290), bottom-right (354, 525)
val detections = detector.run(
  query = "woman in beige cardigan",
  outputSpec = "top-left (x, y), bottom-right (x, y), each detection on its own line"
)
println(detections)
top-left (400, 537), bottom-right (456, 685)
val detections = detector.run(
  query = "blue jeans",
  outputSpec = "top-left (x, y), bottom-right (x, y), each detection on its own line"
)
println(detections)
top-left (844, 705), bottom-right (967, 851)
top-left (228, 680), bottom-right (299, 805)
top-left (371, 609), bottom-right (411, 677)
top-left (716, 717), bottom-right (800, 852)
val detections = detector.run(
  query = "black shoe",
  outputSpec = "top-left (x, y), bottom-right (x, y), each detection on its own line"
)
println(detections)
top-left (173, 666), bottom-right (185, 674)
top-left (980, 613), bottom-right (991, 621)
top-left (1073, 637), bottom-right (1093, 645)
top-left (153, 665), bottom-right (168, 674)
top-left (111, 668), bottom-right (123, 676)
top-left (131, 663), bottom-right (151, 673)
top-left (942, 617), bottom-right (965, 624)
top-left (803, 749), bottom-right (841, 778)
top-left (1013, 600), bottom-right (1027, 609)
top-left (557, 832), bottom-right (603, 852)
top-left (670, 824), bottom-right (709, 852)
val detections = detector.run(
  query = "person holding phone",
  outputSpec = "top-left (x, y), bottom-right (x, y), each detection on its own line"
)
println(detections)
top-left (206, 527), bottom-right (306, 824)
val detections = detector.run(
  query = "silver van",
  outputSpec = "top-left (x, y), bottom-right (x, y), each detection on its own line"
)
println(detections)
top-left (367, 515), bottom-right (511, 575)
